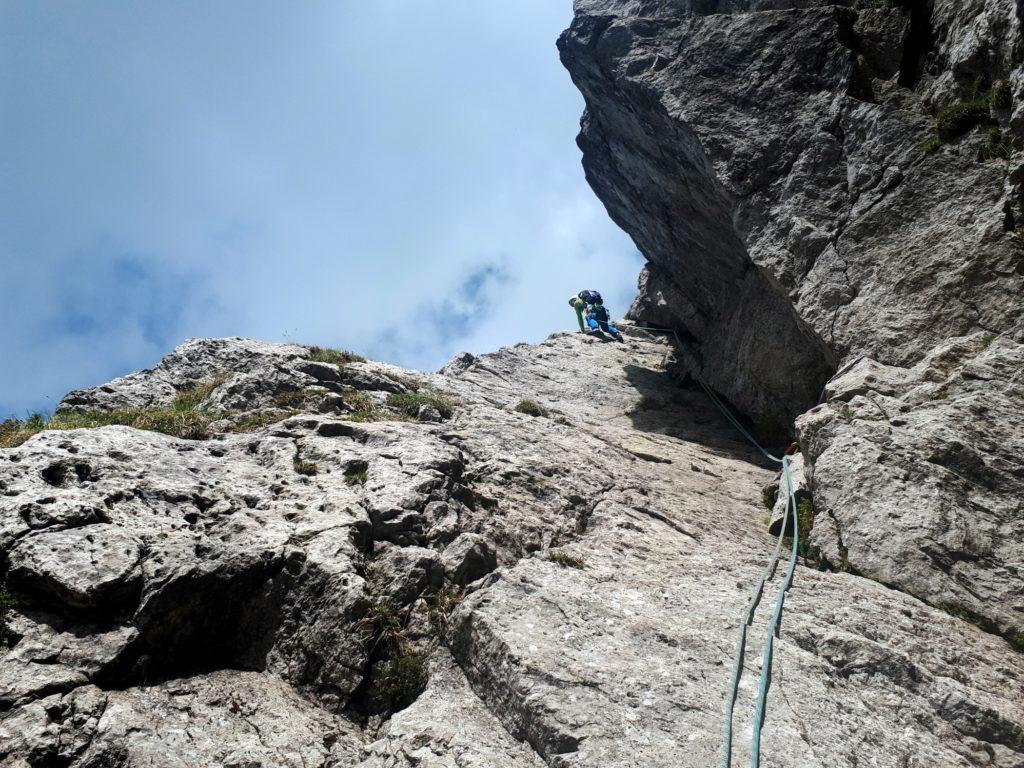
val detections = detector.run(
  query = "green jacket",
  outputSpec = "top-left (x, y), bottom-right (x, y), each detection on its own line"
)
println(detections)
top-left (569, 296), bottom-right (587, 332)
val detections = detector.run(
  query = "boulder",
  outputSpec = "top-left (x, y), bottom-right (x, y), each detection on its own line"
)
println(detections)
top-left (8, 525), bottom-right (142, 609)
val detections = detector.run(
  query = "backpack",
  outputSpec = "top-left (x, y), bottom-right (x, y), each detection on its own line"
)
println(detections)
top-left (579, 289), bottom-right (603, 306)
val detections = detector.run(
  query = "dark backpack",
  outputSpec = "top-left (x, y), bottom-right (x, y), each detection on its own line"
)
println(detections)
top-left (579, 289), bottom-right (603, 306)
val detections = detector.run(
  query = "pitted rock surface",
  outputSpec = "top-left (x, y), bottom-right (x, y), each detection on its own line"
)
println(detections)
top-left (3, 332), bottom-right (1023, 767)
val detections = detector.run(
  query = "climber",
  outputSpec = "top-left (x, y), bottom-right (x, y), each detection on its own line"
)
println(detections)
top-left (585, 300), bottom-right (625, 341)
top-left (569, 290), bottom-right (605, 334)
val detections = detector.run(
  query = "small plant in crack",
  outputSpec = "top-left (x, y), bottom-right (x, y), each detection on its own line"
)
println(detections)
top-left (386, 390), bottom-right (455, 420)
top-left (783, 498), bottom-right (821, 565)
top-left (838, 405), bottom-right (855, 421)
top-left (990, 79), bottom-right (1012, 111)
top-left (383, 372), bottom-right (427, 392)
top-left (272, 389), bottom-right (313, 408)
top-left (368, 652), bottom-right (427, 712)
top-left (935, 99), bottom-right (994, 142)
top-left (762, 485), bottom-right (779, 511)
top-left (354, 599), bottom-right (429, 714)
top-left (0, 586), bottom-right (17, 646)
top-left (358, 601), bottom-right (406, 657)
top-left (514, 399), bottom-right (549, 418)
top-left (293, 456), bottom-right (319, 476)
top-left (546, 551), bottom-right (586, 569)
top-left (428, 586), bottom-right (464, 629)
top-left (345, 469), bottom-right (368, 486)
top-left (345, 461), bottom-right (369, 486)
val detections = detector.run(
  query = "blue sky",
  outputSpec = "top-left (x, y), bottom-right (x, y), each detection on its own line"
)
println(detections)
top-left (0, 1), bottom-right (642, 418)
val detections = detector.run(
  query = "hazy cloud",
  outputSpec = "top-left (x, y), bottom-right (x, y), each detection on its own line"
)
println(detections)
top-left (0, 1), bottom-right (642, 417)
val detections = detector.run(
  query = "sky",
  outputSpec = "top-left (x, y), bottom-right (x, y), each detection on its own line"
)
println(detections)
top-left (0, 1), bottom-right (643, 419)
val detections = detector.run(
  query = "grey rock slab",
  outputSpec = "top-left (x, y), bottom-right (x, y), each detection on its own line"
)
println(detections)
top-left (358, 649), bottom-right (545, 768)
top-left (440, 534), bottom-right (497, 587)
top-left (64, 672), bottom-right (362, 768)
top-left (7, 525), bottom-right (142, 609)
top-left (372, 545), bottom-right (443, 606)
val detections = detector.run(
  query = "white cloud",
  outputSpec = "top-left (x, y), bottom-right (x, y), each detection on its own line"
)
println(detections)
top-left (0, 1), bottom-right (641, 416)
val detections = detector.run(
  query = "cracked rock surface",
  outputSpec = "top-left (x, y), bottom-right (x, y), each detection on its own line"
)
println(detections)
top-left (3, 332), bottom-right (1023, 767)
top-left (559, 7), bottom-right (1024, 764)
top-left (559, 0), bottom-right (1024, 428)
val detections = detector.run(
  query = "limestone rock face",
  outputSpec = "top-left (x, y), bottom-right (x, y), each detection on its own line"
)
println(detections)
top-left (3, 332), bottom-right (1023, 767)
top-left (798, 333), bottom-right (1024, 648)
top-left (558, 0), bottom-right (1024, 429)
top-left (559, 9), bottom-right (1024, 765)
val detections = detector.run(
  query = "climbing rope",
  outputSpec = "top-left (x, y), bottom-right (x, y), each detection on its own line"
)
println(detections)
top-left (632, 324), bottom-right (799, 768)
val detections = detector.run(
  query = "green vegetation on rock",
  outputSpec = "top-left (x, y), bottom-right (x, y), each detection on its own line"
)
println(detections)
top-left (386, 390), bottom-right (454, 420)
top-left (935, 99), bottom-right (992, 142)
top-left (307, 346), bottom-right (365, 365)
top-left (0, 586), bottom-right (16, 646)
top-left (514, 399), bottom-right (549, 418)
top-left (0, 379), bottom-right (226, 448)
top-left (546, 551), bottom-right (586, 569)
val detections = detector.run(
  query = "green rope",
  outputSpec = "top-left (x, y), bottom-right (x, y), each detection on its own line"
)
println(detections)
top-left (750, 456), bottom-right (799, 767)
top-left (633, 324), bottom-right (798, 767)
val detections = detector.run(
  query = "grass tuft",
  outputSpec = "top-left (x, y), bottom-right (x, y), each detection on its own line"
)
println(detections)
top-left (991, 79), bottom-right (1013, 111)
top-left (428, 586), bottom-right (464, 629)
top-left (369, 653), bottom-right (427, 711)
top-left (783, 498), bottom-right (820, 563)
top-left (1, 379), bottom-right (228, 448)
top-left (359, 602), bottom-right (405, 657)
top-left (344, 468), bottom-right (368, 486)
top-left (386, 391), bottom-right (454, 420)
top-left (514, 399), bottom-right (549, 418)
top-left (307, 346), bottom-right (365, 365)
top-left (935, 99), bottom-right (993, 142)
top-left (0, 379), bottom-right (311, 448)
top-left (293, 457), bottom-right (319, 476)
top-left (272, 390), bottom-right (312, 408)
top-left (171, 376), bottom-right (225, 412)
top-left (383, 372), bottom-right (427, 392)
top-left (0, 586), bottom-right (16, 646)
top-left (224, 410), bottom-right (301, 432)
top-left (546, 551), bottom-right (585, 569)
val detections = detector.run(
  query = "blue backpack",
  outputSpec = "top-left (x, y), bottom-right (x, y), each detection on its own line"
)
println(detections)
top-left (579, 289), bottom-right (603, 306)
